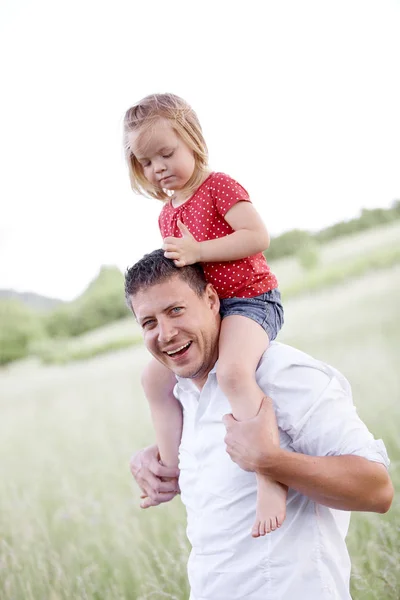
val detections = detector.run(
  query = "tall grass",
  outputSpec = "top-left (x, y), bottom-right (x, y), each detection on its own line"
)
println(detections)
top-left (0, 267), bottom-right (399, 599)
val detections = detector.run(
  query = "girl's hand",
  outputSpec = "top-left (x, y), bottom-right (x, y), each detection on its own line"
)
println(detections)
top-left (163, 220), bottom-right (201, 267)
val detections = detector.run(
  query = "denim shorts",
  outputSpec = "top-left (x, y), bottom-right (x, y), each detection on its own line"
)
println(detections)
top-left (219, 288), bottom-right (284, 341)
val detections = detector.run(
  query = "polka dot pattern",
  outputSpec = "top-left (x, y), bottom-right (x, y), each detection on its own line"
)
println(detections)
top-left (158, 172), bottom-right (278, 299)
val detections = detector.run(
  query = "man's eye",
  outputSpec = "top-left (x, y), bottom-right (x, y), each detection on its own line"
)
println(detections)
top-left (142, 319), bottom-right (155, 328)
top-left (171, 307), bottom-right (182, 314)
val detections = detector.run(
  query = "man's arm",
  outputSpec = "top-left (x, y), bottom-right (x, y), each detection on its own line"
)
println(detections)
top-left (130, 445), bottom-right (180, 508)
top-left (223, 398), bottom-right (394, 513)
top-left (266, 450), bottom-right (393, 513)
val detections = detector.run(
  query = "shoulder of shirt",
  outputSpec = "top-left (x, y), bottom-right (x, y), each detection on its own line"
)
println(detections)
top-left (208, 172), bottom-right (249, 202)
top-left (210, 172), bottom-right (241, 185)
top-left (254, 343), bottom-right (354, 424)
top-left (256, 342), bottom-right (338, 387)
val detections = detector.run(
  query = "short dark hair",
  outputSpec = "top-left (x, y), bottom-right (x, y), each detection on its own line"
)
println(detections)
top-left (124, 249), bottom-right (207, 308)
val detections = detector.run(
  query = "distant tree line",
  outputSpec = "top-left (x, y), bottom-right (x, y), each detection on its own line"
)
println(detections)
top-left (0, 201), bottom-right (399, 365)
top-left (265, 201), bottom-right (400, 261)
top-left (0, 266), bottom-right (129, 365)
top-left (44, 266), bottom-right (129, 339)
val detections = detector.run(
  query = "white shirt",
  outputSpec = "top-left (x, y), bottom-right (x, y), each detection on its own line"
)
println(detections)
top-left (174, 342), bottom-right (389, 600)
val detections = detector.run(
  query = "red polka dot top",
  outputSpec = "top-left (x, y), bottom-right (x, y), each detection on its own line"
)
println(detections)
top-left (158, 172), bottom-right (278, 299)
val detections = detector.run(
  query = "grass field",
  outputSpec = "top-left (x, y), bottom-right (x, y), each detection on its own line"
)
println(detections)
top-left (1, 266), bottom-right (399, 598)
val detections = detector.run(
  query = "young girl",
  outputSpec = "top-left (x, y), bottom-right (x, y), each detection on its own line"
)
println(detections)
top-left (123, 93), bottom-right (286, 537)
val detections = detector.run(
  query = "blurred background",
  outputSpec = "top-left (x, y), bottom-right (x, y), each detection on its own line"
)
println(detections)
top-left (0, 1), bottom-right (399, 599)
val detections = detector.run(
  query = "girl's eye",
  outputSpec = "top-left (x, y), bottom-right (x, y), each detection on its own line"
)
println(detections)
top-left (163, 151), bottom-right (173, 159)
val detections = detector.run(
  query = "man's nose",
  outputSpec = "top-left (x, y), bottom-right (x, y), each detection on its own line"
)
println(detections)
top-left (158, 319), bottom-right (177, 344)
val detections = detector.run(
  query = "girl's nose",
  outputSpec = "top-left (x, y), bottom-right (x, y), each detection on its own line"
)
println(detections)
top-left (154, 159), bottom-right (166, 174)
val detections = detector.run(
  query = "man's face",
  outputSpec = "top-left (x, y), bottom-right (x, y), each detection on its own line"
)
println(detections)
top-left (130, 275), bottom-right (220, 388)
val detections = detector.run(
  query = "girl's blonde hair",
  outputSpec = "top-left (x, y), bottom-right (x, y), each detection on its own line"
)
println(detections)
top-left (123, 93), bottom-right (209, 201)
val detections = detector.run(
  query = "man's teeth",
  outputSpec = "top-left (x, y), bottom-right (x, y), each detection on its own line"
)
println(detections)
top-left (166, 342), bottom-right (191, 355)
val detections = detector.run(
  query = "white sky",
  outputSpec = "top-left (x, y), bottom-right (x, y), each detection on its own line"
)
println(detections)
top-left (1, 0), bottom-right (399, 300)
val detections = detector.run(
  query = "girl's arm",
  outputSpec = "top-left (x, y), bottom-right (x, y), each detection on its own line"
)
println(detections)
top-left (163, 201), bottom-right (270, 266)
top-left (199, 201), bottom-right (270, 262)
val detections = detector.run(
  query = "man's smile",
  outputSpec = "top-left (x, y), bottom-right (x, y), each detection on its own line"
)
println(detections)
top-left (164, 341), bottom-right (192, 358)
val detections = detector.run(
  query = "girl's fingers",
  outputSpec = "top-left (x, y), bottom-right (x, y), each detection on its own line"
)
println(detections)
top-left (174, 260), bottom-right (185, 268)
top-left (164, 251), bottom-right (181, 260)
top-left (162, 243), bottom-right (177, 252)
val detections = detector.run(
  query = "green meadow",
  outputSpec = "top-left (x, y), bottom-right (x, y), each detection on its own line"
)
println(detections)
top-left (1, 226), bottom-right (399, 599)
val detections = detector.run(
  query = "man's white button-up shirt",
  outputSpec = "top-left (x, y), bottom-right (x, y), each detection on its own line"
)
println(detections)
top-left (174, 343), bottom-right (389, 600)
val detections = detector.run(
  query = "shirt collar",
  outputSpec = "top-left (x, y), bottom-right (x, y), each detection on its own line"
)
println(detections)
top-left (175, 361), bottom-right (218, 393)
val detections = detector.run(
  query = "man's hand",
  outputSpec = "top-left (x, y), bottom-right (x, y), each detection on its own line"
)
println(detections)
top-left (222, 397), bottom-right (281, 473)
top-left (129, 445), bottom-right (180, 508)
top-left (163, 220), bottom-right (201, 267)
top-left (224, 398), bottom-right (394, 513)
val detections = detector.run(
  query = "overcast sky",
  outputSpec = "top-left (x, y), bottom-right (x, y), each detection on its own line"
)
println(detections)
top-left (1, 0), bottom-right (399, 300)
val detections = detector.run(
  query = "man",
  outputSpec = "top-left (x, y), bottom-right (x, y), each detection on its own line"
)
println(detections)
top-left (126, 249), bottom-right (393, 600)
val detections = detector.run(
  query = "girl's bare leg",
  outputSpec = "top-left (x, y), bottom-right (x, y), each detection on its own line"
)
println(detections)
top-left (141, 358), bottom-right (182, 471)
top-left (217, 315), bottom-right (287, 537)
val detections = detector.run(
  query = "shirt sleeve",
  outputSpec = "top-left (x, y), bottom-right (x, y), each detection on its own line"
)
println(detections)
top-left (259, 356), bottom-right (390, 468)
top-left (158, 207), bottom-right (165, 237)
top-left (158, 204), bottom-right (172, 238)
top-left (209, 173), bottom-right (251, 217)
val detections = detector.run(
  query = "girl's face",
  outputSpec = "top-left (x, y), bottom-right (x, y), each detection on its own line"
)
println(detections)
top-left (129, 119), bottom-right (196, 197)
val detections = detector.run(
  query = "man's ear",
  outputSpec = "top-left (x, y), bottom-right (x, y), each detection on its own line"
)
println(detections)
top-left (205, 283), bottom-right (220, 314)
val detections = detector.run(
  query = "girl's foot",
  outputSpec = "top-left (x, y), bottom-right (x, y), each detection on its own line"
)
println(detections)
top-left (251, 476), bottom-right (287, 537)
